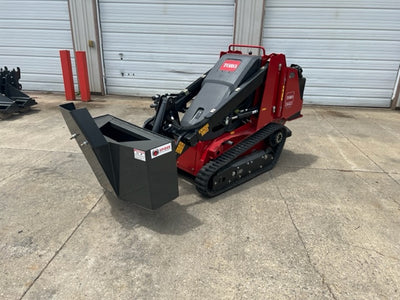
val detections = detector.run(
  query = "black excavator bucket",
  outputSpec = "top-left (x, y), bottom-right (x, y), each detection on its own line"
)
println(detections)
top-left (60, 103), bottom-right (179, 210)
top-left (0, 67), bottom-right (37, 118)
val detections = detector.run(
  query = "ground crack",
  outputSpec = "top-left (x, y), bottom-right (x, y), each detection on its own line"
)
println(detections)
top-left (19, 192), bottom-right (105, 299)
top-left (349, 244), bottom-right (400, 262)
top-left (314, 109), bottom-right (400, 208)
top-left (275, 182), bottom-right (338, 300)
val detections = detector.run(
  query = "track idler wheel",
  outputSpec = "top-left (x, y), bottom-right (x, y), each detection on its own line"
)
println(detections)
top-left (268, 130), bottom-right (284, 147)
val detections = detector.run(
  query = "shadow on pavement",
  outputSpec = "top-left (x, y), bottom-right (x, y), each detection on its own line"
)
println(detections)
top-left (204, 149), bottom-right (319, 204)
top-left (107, 149), bottom-right (317, 234)
top-left (107, 191), bottom-right (203, 236)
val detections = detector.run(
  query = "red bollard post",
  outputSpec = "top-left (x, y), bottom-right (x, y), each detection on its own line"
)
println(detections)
top-left (75, 51), bottom-right (91, 102)
top-left (59, 50), bottom-right (75, 100)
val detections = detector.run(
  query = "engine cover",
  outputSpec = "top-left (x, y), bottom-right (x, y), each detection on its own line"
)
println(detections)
top-left (180, 53), bottom-right (261, 127)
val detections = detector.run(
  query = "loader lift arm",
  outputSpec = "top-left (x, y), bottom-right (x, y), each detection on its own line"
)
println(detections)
top-left (146, 59), bottom-right (269, 155)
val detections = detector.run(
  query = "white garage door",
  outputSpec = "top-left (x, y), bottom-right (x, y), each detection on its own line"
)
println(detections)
top-left (99, 0), bottom-right (235, 96)
top-left (262, 0), bottom-right (400, 107)
top-left (0, 0), bottom-right (74, 92)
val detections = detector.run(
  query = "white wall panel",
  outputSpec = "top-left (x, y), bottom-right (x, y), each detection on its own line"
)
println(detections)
top-left (0, 0), bottom-right (74, 92)
top-left (234, 0), bottom-right (264, 47)
top-left (99, 0), bottom-right (235, 96)
top-left (263, 1), bottom-right (400, 107)
top-left (69, 0), bottom-right (104, 94)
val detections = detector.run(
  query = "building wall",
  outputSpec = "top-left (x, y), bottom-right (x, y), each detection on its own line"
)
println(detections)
top-left (69, 0), bottom-right (104, 94)
top-left (1, 0), bottom-right (399, 107)
top-left (0, 0), bottom-right (75, 91)
top-left (262, 0), bottom-right (400, 107)
top-left (98, 0), bottom-right (235, 96)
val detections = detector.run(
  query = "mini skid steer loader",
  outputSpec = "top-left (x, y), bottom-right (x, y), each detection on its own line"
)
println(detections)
top-left (60, 45), bottom-right (306, 210)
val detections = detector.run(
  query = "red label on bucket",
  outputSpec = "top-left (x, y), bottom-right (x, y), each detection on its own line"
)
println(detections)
top-left (151, 143), bottom-right (172, 159)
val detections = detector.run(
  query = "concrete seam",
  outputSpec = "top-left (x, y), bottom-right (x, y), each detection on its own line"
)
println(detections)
top-left (0, 151), bottom-right (97, 191)
top-left (348, 244), bottom-right (400, 262)
top-left (312, 108), bottom-right (386, 174)
top-left (18, 192), bottom-right (105, 299)
top-left (0, 171), bottom-right (22, 185)
top-left (352, 171), bottom-right (400, 207)
top-left (0, 147), bottom-right (80, 154)
top-left (279, 166), bottom-right (392, 174)
top-left (0, 150), bottom-right (56, 184)
top-left (317, 111), bottom-right (400, 205)
top-left (274, 181), bottom-right (338, 300)
top-left (388, 173), bottom-right (400, 187)
top-left (279, 166), bottom-right (399, 206)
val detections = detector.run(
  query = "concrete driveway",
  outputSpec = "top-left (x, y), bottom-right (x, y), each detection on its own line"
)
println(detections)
top-left (1, 93), bottom-right (399, 299)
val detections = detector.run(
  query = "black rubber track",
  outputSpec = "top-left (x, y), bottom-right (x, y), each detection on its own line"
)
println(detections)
top-left (195, 123), bottom-right (288, 197)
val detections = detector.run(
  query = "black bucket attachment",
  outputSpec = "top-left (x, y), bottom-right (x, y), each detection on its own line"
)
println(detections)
top-left (0, 94), bottom-right (19, 119)
top-left (4, 83), bottom-right (37, 111)
top-left (0, 67), bottom-right (37, 118)
top-left (60, 103), bottom-right (179, 210)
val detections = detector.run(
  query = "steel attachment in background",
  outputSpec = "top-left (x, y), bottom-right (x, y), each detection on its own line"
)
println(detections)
top-left (0, 66), bottom-right (37, 119)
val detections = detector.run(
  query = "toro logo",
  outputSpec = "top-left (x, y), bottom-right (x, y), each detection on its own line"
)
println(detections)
top-left (220, 60), bottom-right (241, 72)
top-left (151, 143), bottom-right (172, 159)
top-left (285, 91), bottom-right (295, 108)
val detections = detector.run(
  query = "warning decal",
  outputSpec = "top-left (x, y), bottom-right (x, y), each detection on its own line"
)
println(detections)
top-left (175, 141), bottom-right (185, 154)
top-left (151, 143), bottom-right (172, 159)
top-left (134, 149), bottom-right (146, 162)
